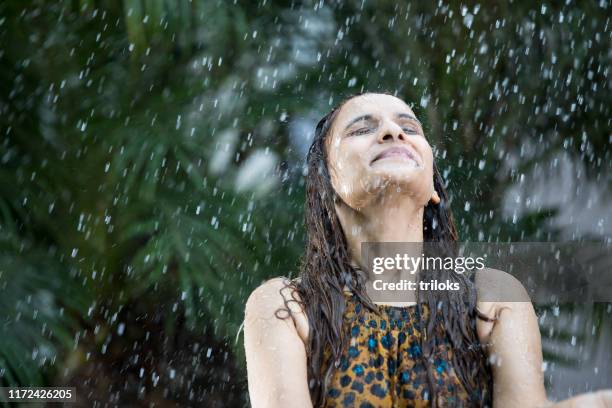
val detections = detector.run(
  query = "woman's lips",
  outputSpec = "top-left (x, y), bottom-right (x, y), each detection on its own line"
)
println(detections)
top-left (371, 146), bottom-right (421, 165)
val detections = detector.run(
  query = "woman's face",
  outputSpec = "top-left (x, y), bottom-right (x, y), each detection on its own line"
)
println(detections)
top-left (326, 93), bottom-right (435, 209)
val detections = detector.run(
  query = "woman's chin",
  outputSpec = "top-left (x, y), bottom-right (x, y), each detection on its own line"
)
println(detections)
top-left (363, 171), bottom-right (428, 196)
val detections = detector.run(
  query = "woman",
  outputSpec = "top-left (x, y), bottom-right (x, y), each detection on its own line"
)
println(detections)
top-left (243, 92), bottom-right (611, 407)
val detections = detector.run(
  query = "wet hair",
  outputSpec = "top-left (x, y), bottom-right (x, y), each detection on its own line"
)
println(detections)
top-left (276, 91), bottom-right (494, 407)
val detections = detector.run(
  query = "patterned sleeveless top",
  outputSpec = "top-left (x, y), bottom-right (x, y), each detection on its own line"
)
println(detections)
top-left (321, 290), bottom-right (492, 407)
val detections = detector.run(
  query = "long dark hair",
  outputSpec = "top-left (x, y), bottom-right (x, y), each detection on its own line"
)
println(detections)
top-left (277, 92), bottom-right (494, 407)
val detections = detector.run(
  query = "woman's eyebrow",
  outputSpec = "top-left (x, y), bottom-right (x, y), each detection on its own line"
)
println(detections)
top-left (344, 112), bottom-right (422, 131)
top-left (344, 114), bottom-right (374, 130)
top-left (396, 112), bottom-right (422, 126)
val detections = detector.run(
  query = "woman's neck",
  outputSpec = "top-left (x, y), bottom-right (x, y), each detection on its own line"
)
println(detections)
top-left (336, 192), bottom-right (424, 278)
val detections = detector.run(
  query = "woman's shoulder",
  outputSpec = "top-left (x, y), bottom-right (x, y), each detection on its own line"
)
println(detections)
top-left (473, 267), bottom-right (534, 342)
top-left (474, 267), bottom-right (531, 305)
top-left (244, 276), bottom-right (309, 344)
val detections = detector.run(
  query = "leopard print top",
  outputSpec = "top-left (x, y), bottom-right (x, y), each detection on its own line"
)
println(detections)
top-left (321, 290), bottom-right (492, 407)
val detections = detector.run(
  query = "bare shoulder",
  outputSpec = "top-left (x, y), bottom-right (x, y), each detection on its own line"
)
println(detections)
top-left (474, 268), bottom-right (535, 342)
top-left (474, 267), bottom-right (531, 305)
top-left (245, 277), bottom-right (303, 313)
top-left (245, 276), bottom-right (309, 344)
top-left (244, 277), bottom-right (313, 406)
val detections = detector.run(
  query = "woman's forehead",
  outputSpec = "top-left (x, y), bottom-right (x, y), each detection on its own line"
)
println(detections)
top-left (333, 93), bottom-right (416, 129)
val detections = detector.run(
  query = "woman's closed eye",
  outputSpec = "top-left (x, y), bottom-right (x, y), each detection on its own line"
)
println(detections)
top-left (401, 126), bottom-right (419, 134)
top-left (349, 127), bottom-right (373, 136)
top-left (348, 125), bottom-right (419, 137)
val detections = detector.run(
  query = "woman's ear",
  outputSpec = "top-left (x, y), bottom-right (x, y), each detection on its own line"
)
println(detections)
top-left (430, 190), bottom-right (440, 205)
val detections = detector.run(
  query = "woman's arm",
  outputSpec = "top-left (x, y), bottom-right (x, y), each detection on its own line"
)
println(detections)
top-left (479, 299), bottom-right (549, 407)
top-left (244, 277), bottom-right (313, 408)
top-left (476, 269), bottom-right (548, 407)
top-left (477, 270), bottom-right (611, 408)
top-left (546, 391), bottom-right (612, 407)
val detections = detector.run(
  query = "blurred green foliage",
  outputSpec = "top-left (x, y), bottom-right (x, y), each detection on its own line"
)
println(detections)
top-left (0, 0), bottom-right (609, 405)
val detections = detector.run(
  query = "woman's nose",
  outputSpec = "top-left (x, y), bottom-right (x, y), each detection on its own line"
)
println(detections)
top-left (378, 120), bottom-right (406, 143)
